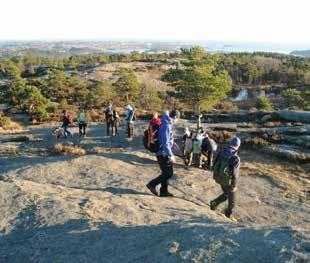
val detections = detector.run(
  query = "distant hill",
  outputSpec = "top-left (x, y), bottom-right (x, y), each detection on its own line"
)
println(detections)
top-left (290, 50), bottom-right (310, 57)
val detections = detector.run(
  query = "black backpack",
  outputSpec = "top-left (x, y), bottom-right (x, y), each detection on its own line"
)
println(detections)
top-left (143, 124), bottom-right (161, 153)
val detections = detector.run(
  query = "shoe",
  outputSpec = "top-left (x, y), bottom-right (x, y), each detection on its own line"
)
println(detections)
top-left (210, 200), bottom-right (218, 211)
top-left (224, 209), bottom-right (233, 218)
top-left (159, 192), bottom-right (174, 197)
top-left (146, 184), bottom-right (158, 196)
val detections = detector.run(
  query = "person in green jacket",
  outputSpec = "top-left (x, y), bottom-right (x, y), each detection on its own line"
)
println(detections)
top-left (78, 107), bottom-right (88, 136)
top-left (192, 135), bottom-right (202, 168)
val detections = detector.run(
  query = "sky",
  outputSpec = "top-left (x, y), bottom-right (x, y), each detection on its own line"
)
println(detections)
top-left (0, 0), bottom-right (310, 43)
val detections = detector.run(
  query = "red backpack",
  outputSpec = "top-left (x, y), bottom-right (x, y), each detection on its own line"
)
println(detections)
top-left (67, 114), bottom-right (73, 124)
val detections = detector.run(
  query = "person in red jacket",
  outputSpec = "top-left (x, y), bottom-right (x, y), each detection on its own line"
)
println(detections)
top-left (149, 112), bottom-right (161, 127)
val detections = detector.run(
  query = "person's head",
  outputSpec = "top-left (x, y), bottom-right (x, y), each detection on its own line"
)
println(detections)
top-left (230, 137), bottom-right (241, 150)
top-left (126, 105), bottom-right (132, 111)
top-left (62, 110), bottom-right (66, 115)
top-left (169, 109), bottom-right (180, 123)
top-left (152, 112), bottom-right (159, 119)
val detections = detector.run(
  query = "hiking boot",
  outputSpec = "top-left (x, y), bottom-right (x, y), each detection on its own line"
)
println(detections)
top-left (160, 192), bottom-right (174, 197)
top-left (224, 209), bottom-right (233, 218)
top-left (210, 200), bottom-right (218, 211)
top-left (146, 184), bottom-right (158, 196)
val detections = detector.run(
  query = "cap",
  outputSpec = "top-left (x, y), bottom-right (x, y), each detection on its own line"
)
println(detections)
top-left (230, 137), bottom-right (241, 147)
top-left (169, 109), bottom-right (180, 119)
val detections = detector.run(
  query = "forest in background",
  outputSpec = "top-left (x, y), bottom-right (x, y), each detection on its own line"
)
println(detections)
top-left (0, 47), bottom-right (309, 121)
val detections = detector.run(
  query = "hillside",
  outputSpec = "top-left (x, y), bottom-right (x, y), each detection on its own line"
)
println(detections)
top-left (0, 122), bottom-right (309, 262)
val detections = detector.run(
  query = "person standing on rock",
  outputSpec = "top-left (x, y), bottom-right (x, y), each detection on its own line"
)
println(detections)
top-left (78, 107), bottom-right (88, 136)
top-left (210, 137), bottom-right (241, 220)
top-left (146, 109), bottom-right (180, 197)
top-left (104, 103), bottom-right (113, 136)
top-left (125, 105), bottom-right (135, 140)
top-left (201, 134), bottom-right (218, 169)
top-left (111, 109), bottom-right (120, 136)
top-left (61, 110), bottom-right (73, 138)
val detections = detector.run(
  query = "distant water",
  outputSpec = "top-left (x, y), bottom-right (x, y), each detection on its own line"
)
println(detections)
top-left (198, 41), bottom-right (310, 54)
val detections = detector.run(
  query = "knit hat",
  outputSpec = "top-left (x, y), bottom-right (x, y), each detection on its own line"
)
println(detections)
top-left (230, 137), bottom-right (241, 147)
top-left (169, 109), bottom-right (180, 119)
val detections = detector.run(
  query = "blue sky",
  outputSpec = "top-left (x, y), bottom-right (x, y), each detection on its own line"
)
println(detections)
top-left (1, 0), bottom-right (309, 43)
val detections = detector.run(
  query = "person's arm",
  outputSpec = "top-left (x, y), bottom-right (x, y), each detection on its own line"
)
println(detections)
top-left (230, 155), bottom-right (240, 189)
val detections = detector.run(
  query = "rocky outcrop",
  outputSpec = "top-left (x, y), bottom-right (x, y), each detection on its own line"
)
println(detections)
top-left (277, 110), bottom-right (310, 124)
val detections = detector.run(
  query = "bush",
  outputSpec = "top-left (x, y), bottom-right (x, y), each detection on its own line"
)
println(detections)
top-left (0, 115), bottom-right (11, 127)
top-left (244, 137), bottom-right (270, 148)
top-left (256, 96), bottom-right (273, 111)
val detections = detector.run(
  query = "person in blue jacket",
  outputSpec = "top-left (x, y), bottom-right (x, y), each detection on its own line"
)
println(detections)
top-left (146, 109), bottom-right (180, 197)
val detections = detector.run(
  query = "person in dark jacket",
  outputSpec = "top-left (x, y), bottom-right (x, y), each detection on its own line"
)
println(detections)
top-left (201, 134), bottom-right (218, 169)
top-left (61, 110), bottom-right (73, 138)
top-left (104, 103), bottom-right (113, 136)
top-left (146, 109), bottom-right (180, 197)
top-left (111, 110), bottom-right (120, 136)
top-left (210, 137), bottom-right (241, 219)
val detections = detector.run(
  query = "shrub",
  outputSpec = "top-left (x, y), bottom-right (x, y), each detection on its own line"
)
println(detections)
top-left (256, 96), bottom-right (273, 111)
top-left (0, 115), bottom-right (11, 127)
top-left (53, 143), bottom-right (86, 156)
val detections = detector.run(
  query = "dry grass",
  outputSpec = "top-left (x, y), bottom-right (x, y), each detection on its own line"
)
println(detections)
top-left (0, 116), bottom-right (24, 134)
top-left (241, 149), bottom-right (310, 198)
top-left (53, 143), bottom-right (86, 156)
top-left (92, 146), bottom-right (125, 154)
top-left (0, 145), bottom-right (18, 155)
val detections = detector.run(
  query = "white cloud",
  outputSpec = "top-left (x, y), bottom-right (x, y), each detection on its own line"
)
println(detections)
top-left (0, 0), bottom-right (309, 43)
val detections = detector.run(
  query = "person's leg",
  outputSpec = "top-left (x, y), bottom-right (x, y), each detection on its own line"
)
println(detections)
top-left (115, 122), bottom-right (118, 134)
top-left (158, 156), bottom-right (173, 195)
top-left (147, 156), bottom-right (173, 195)
top-left (67, 127), bottom-right (73, 138)
top-left (83, 124), bottom-right (86, 135)
top-left (106, 122), bottom-right (110, 136)
top-left (127, 122), bottom-right (130, 138)
top-left (79, 123), bottom-right (82, 135)
top-left (188, 152), bottom-right (193, 166)
top-left (207, 151), bottom-right (212, 168)
top-left (225, 188), bottom-right (236, 218)
top-left (210, 186), bottom-right (228, 210)
top-left (63, 126), bottom-right (68, 138)
top-left (130, 122), bottom-right (134, 138)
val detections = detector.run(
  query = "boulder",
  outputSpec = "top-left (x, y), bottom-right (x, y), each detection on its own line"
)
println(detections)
top-left (261, 114), bottom-right (272, 122)
top-left (277, 110), bottom-right (310, 124)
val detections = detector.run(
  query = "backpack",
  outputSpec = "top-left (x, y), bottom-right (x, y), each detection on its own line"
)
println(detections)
top-left (213, 155), bottom-right (232, 186)
top-left (67, 114), bottom-right (73, 124)
top-left (143, 124), bottom-right (160, 153)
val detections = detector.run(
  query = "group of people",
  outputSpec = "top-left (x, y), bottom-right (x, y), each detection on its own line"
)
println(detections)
top-left (60, 103), bottom-right (136, 139)
top-left (146, 109), bottom-right (241, 220)
top-left (61, 106), bottom-right (241, 219)
top-left (182, 128), bottom-right (218, 169)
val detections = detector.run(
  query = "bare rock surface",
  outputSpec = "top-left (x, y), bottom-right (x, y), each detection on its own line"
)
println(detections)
top-left (0, 122), bottom-right (309, 262)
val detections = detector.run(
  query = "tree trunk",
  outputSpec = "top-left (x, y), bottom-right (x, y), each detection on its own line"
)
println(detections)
top-left (196, 105), bottom-right (202, 131)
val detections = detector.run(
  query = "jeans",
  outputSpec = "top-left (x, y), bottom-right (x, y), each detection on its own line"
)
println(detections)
top-left (63, 125), bottom-right (72, 138)
top-left (111, 121), bottom-right (118, 136)
top-left (107, 121), bottom-right (111, 136)
top-left (79, 123), bottom-right (87, 135)
top-left (212, 185), bottom-right (236, 217)
top-left (148, 156), bottom-right (174, 194)
top-left (193, 153), bottom-right (201, 167)
top-left (127, 122), bottom-right (134, 138)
